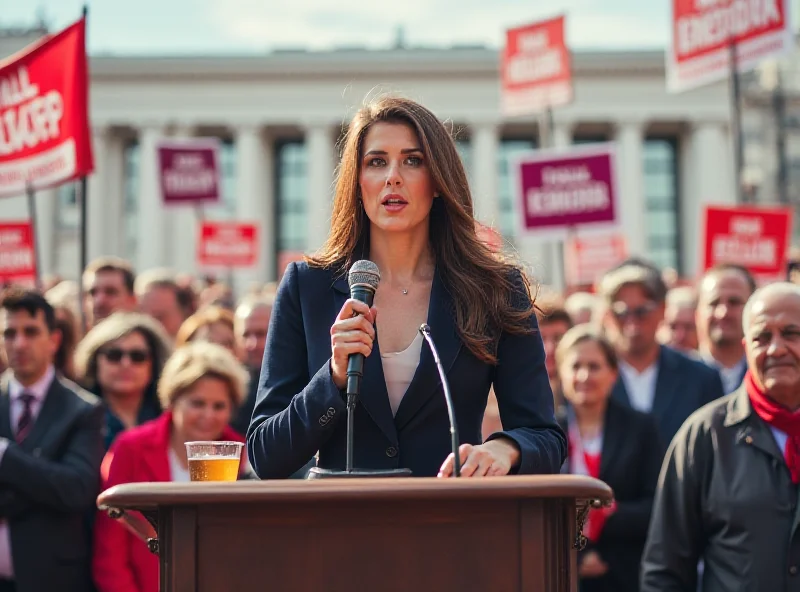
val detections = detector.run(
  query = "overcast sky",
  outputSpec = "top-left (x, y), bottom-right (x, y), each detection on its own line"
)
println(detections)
top-left (0, 0), bottom-right (681, 54)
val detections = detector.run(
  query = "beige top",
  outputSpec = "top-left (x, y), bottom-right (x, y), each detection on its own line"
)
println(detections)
top-left (381, 332), bottom-right (423, 416)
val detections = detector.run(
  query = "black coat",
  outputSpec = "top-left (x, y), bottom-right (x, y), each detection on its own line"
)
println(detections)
top-left (561, 398), bottom-right (664, 592)
top-left (0, 372), bottom-right (104, 592)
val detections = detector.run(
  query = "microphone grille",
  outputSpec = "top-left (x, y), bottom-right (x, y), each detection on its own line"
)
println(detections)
top-left (348, 260), bottom-right (381, 290)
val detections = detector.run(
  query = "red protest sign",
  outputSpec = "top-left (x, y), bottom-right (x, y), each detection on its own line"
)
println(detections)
top-left (198, 221), bottom-right (258, 268)
top-left (703, 205), bottom-right (793, 280)
top-left (157, 138), bottom-right (222, 205)
top-left (565, 233), bottom-right (628, 287)
top-left (0, 221), bottom-right (37, 285)
top-left (501, 15), bottom-right (572, 116)
top-left (668, 0), bottom-right (792, 93)
top-left (0, 17), bottom-right (93, 197)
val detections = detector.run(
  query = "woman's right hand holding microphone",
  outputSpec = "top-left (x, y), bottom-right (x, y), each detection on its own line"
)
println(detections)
top-left (330, 299), bottom-right (377, 390)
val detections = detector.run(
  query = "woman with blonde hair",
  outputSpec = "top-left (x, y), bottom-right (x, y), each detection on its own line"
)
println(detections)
top-left (248, 95), bottom-right (565, 479)
top-left (175, 304), bottom-right (236, 353)
top-left (74, 311), bottom-right (173, 449)
top-left (93, 341), bottom-right (249, 592)
top-left (556, 325), bottom-right (662, 591)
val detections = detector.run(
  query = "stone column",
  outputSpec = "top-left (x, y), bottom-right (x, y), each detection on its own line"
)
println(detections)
top-left (167, 125), bottom-right (198, 276)
top-left (86, 127), bottom-right (110, 262)
top-left (135, 124), bottom-right (166, 273)
top-left (470, 121), bottom-right (500, 226)
top-left (614, 120), bottom-right (647, 257)
top-left (234, 124), bottom-right (275, 293)
top-left (35, 187), bottom-right (58, 278)
top-left (680, 121), bottom-right (732, 275)
top-left (304, 123), bottom-right (336, 254)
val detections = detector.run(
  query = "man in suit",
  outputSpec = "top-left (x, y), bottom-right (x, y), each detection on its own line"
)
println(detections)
top-left (696, 263), bottom-right (755, 394)
top-left (0, 287), bottom-right (104, 592)
top-left (599, 259), bottom-right (725, 445)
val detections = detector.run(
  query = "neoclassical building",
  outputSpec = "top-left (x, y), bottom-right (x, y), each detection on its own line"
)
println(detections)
top-left (3, 39), bottom-right (745, 292)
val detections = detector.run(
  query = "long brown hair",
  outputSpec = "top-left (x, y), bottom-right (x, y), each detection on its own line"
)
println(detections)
top-left (307, 95), bottom-right (537, 363)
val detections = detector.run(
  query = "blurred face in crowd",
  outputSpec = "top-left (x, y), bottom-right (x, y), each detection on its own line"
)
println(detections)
top-left (171, 376), bottom-right (234, 442)
top-left (660, 304), bottom-right (698, 352)
top-left (359, 122), bottom-right (435, 237)
top-left (236, 304), bottom-right (271, 370)
top-left (744, 286), bottom-right (800, 408)
top-left (97, 331), bottom-right (152, 397)
top-left (139, 285), bottom-right (185, 339)
top-left (540, 319), bottom-right (571, 382)
top-left (86, 270), bottom-right (136, 326)
top-left (604, 284), bottom-right (664, 359)
top-left (697, 270), bottom-right (750, 350)
top-left (1, 309), bottom-right (60, 385)
top-left (193, 322), bottom-right (236, 354)
top-left (559, 340), bottom-right (618, 409)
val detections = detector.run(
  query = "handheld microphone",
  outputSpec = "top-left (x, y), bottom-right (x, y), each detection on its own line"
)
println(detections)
top-left (419, 324), bottom-right (461, 477)
top-left (345, 260), bottom-right (380, 401)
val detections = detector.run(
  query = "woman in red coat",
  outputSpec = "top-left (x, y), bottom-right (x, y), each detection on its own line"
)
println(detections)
top-left (93, 342), bottom-right (250, 592)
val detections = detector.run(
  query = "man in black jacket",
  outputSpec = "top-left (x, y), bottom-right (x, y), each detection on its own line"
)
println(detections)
top-left (599, 258), bottom-right (725, 445)
top-left (0, 288), bottom-right (104, 592)
top-left (642, 282), bottom-right (800, 591)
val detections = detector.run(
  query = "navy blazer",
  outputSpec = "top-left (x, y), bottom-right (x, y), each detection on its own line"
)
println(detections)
top-left (612, 346), bottom-right (725, 446)
top-left (247, 261), bottom-right (567, 479)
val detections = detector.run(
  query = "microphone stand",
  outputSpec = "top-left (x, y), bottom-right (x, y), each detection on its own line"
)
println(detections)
top-left (419, 324), bottom-right (461, 477)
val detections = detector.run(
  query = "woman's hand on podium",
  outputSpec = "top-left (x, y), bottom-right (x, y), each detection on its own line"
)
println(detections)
top-left (330, 298), bottom-right (378, 389)
top-left (437, 439), bottom-right (521, 478)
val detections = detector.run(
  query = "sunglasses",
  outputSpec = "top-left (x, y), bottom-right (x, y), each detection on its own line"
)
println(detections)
top-left (611, 301), bottom-right (658, 321)
top-left (101, 347), bottom-right (150, 364)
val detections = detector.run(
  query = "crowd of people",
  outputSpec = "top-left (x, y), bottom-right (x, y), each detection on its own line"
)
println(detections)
top-left (0, 91), bottom-right (798, 592)
top-left (0, 257), bottom-right (276, 591)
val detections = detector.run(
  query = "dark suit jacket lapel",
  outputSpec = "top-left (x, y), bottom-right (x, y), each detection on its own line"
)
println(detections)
top-left (19, 376), bottom-right (65, 451)
top-left (611, 376), bottom-right (631, 407)
top-left (652, 346), bottom-right (678, 420)
top-left (599, 399), bottom-right (626, 478)
top-left (332, 275), bottom-right (398, 444)
top-left (394, 269), bottom-right (462, 431)
top-left (0, 373), bottom-right (11, 440)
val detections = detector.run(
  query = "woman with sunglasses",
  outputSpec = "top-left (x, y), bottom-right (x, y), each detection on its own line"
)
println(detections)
top-left (74, 312), bottom-right (173, 450)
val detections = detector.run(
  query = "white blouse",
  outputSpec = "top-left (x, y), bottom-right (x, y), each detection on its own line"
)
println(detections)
top-left (381, 332), bottom-right (423, 416)
top-left (168, 446), bottom-right (191, 482)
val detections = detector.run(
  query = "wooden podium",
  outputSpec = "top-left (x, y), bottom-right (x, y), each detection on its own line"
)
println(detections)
top-left (98, 475), bottom-right (612, 592)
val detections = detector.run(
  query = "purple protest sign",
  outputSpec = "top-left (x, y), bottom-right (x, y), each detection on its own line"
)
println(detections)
top-left (514, 143), bottom-right (619, 239)
top-left (157, 138), bottom-right (222, 205)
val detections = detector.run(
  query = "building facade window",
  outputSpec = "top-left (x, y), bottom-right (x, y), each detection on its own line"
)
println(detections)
top-left (643, 137), bottom-right (680, 272)
top-left (276, 140), bottom-right (308, 254)
top-left (56, 183), bottom-right (79, 230)
top-left (497, 139), bottom-right (536, 243)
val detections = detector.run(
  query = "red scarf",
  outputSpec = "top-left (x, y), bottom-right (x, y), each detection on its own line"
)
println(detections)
top-left (745, 370), bottom-right (800, 484)
top-left (568, 426), bottom-right (614, 542)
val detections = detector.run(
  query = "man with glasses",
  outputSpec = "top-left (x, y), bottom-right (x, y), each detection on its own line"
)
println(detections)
top-left (599, 258), bottom-right (724, 444)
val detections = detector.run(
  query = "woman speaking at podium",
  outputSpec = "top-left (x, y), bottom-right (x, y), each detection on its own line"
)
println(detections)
top-left (247, 96), bottom-right (566, 479)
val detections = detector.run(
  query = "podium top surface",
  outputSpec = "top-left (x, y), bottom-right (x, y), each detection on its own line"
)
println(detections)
top-left (97, 475), bottom-right (613, 511)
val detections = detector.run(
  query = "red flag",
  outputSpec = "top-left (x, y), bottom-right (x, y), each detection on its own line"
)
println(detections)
top-left (0, 17), bottom-right (93, 197)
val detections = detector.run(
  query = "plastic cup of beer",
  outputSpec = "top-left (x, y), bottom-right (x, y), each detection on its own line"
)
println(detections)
top-left (185, 441), bottom-right (243, 482)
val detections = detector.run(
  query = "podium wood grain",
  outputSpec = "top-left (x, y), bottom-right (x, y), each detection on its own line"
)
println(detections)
top-left (98, 475), bottom-right (612, 592)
